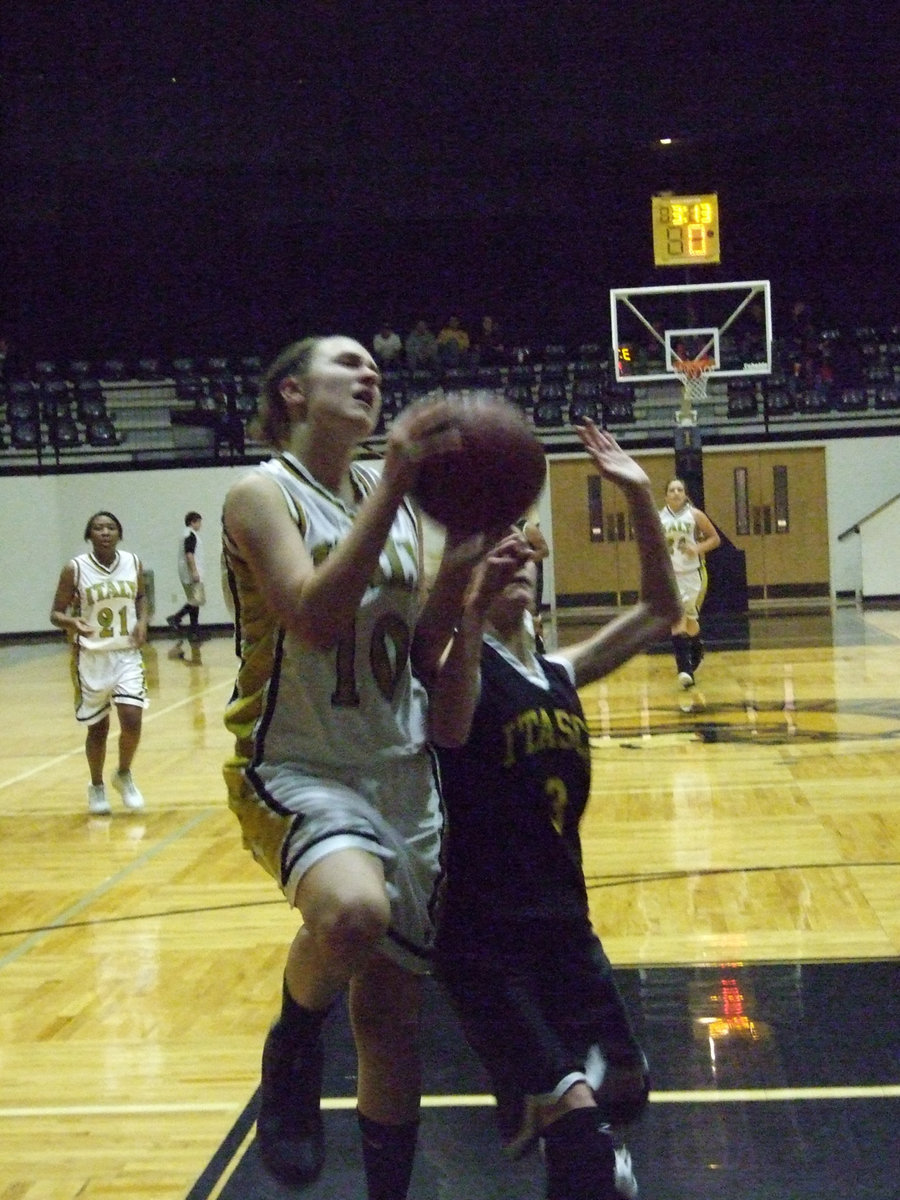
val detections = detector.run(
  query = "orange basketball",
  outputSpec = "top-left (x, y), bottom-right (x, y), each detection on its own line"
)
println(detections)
top-left (410, 396), bottom-right (546, 535)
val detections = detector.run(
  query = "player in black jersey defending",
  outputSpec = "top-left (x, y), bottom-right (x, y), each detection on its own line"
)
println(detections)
top-left (426, 422), bottom-right (681, 1200)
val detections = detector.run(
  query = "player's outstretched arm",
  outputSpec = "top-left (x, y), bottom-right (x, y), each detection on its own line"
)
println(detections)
top-left (561, 422), bottom-right (681, 688)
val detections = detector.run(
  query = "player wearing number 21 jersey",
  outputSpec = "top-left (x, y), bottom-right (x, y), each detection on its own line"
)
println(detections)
top-left (50, 511), bottom-right (148, 815)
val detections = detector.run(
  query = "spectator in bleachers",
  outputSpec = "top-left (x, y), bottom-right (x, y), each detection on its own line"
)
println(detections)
top-left (473, 315), bottom-right (506, 366)
top-left (372, 321), bottom-right (403, 368)
top-left (405, 319), bottom-right (440, 373)
top-left (437, 315), bottom-right (471, 368)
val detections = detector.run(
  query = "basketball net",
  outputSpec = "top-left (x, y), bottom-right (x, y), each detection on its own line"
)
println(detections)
top-left (673, 357), bottom-right (715, 425)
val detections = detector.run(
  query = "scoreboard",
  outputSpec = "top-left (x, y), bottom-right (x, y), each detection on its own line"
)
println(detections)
top-left (652, 193), bottom-right (720, 266)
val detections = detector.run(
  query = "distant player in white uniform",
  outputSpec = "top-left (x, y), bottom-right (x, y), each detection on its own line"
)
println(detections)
top-left (221, 335), bottom-right (488, 1199)
top-left (659, 478), bottom-right (721, 688)
top-left (50, 511), bottom-right (148, 814)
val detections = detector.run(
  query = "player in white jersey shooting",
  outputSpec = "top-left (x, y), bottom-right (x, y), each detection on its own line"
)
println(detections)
top-left (221, 335), bottom-right (513, 1199)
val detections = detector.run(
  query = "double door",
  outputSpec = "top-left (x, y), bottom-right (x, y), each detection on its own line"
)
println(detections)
top-left (549, 454), bottom-right (671, 605)
top-left (702, 447), bottom-right (829, 599)
top-left (548, 447), bottom-right (829, 605)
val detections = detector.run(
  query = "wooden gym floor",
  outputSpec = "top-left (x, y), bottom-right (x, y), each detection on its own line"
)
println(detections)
top-left (1, 606), bottom-right (898, 1199)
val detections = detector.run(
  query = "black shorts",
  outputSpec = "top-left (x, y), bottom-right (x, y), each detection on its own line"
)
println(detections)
top-left (435, 917), bottom-right (644, 1101)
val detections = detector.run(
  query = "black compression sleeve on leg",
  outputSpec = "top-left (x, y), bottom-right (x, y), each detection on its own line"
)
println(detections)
top-left (357, 1111), bottom-right (420, 1200)
top-left (542, 1107), bottom-right (617, 1200)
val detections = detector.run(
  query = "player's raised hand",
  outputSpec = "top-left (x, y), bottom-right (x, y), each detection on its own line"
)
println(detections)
top-left (463, 528), bottom-right (532, 616)
top-left (575, 418), bottom-right (650, 491)
top-left (382, 399), bottom-right (461, 490)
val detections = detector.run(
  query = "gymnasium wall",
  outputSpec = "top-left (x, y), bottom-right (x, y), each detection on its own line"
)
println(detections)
top-left (1, 434), bottom-right (898, 636)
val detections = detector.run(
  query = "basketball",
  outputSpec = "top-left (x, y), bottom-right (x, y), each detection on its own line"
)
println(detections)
top-left (410, 395), bottom-right (546, 535)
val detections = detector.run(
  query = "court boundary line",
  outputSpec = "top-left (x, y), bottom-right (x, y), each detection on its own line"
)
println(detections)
top-left (4, 1083), bottom-right (899, 1119)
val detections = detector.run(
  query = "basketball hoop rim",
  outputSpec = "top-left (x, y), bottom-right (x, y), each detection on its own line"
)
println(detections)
top-left (673, 357), bottom-right (716, 380)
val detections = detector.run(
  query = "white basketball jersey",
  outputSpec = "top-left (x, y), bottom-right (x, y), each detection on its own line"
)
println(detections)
top-left (72, 550), bottom-right (142, 651)
top-left (224, 453), bottom-right (428, 775)
top-left (660, 504), bottom-right (700, 575)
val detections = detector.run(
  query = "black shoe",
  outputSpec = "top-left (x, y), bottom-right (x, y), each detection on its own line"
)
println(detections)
top-left (166, 615), bottom-right (181, 632)
top-left (256, 1022), bottom-right (326, 1184)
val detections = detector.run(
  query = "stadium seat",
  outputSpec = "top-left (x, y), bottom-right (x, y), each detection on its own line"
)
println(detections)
top-left (76, 392), bottom-right (108, 423)
top-left (572, 359), bottom-right (604, 380)
top-left (727, 380), bottom-right (759, 418)
top-left (569, 397), bottom-right (599, 424)
top-left (233, 391), bottom-right (259, 419)
top-left (874, 385), bottom-right (900, 410)
top-left (508, 363), bottom-right (536, 386)
top-left (6, 387), bottom-right (39, 425)
top-left (539, 362), bottom-right (568, 383)
top-left (796, 384), bottom-right (833, 414)
top-left (40, 379), bottom-right (73, 421)
top-left (572, 379), bottom-right (601, 403)
top-left (380, 370), bottom-right (406, 408)
top-left (533, 399), bottom-right (565, 427)
top-left (101, 358), bottom-right (129, 380)
top-left (48, 415), bottom-right (81, 449)
top-left (406, 369), bottom-right (438, 400)
top-left (476, 366), bottom-right (503, 389)
top-left (175, 376), bottom-right (208, 404)
top-left (536, 380), bottom-right (566, 405)
top-left (86, 416), bottom-right (121, 447)
top-left (208, 372), bottom-right (239, 399)
top-left (135, 356), bottom-right (164, 380)
top-left (10, 415), bottom-right (41, 450)
top-left (442, 366), bottom-right (479, 390)
top-left (834, 388), bottom-right (868, 412)
top-left (764, 382), bottom-right (796, 416)
top-left (602, 387), bottom-right (635, 424)
top-left (505, 384), bottom-right (532, 410)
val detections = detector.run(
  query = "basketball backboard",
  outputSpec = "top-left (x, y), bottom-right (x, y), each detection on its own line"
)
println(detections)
top-left (610, 279), bottom-right (772, 384)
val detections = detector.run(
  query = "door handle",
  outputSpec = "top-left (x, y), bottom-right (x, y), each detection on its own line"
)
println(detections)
top-left (752, 505), bottom-right (773, 535)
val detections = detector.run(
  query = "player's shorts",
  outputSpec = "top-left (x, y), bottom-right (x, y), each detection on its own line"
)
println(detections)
top-left (676, 562), bottom-right (708, 620)
top-left (435, 917), bottom-right (648, 1137)
top-left (181, 580), bottom-right (206, 606)
top-left (226, 752), bottom-right (444, 974)
top-left (73, 646), bottom-right (148, 725)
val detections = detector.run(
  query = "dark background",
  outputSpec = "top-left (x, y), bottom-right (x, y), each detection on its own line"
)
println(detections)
top-left (1, 1), bottom-right (897, 363)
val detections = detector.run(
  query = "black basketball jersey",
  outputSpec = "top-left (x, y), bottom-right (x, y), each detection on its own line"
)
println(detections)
top-left (436, 641), bottom-right (592, 934)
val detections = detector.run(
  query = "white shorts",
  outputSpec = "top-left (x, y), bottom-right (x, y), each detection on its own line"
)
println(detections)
top-left (676, 564), bottom-right (708, 621)
top-left (181, 580), bottom-right (206, 607)
top-left (74, 647), bottom-right (148, 725)
top-left (232, 754), bottom-right (444, 974)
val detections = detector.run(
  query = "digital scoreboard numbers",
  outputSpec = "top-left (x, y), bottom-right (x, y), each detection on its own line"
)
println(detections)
top-left (652, 193), bottom-right (720, 266)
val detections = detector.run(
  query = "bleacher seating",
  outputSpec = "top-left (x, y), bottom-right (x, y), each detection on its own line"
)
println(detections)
top-left (2, 320), bottom-right (898, 469)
